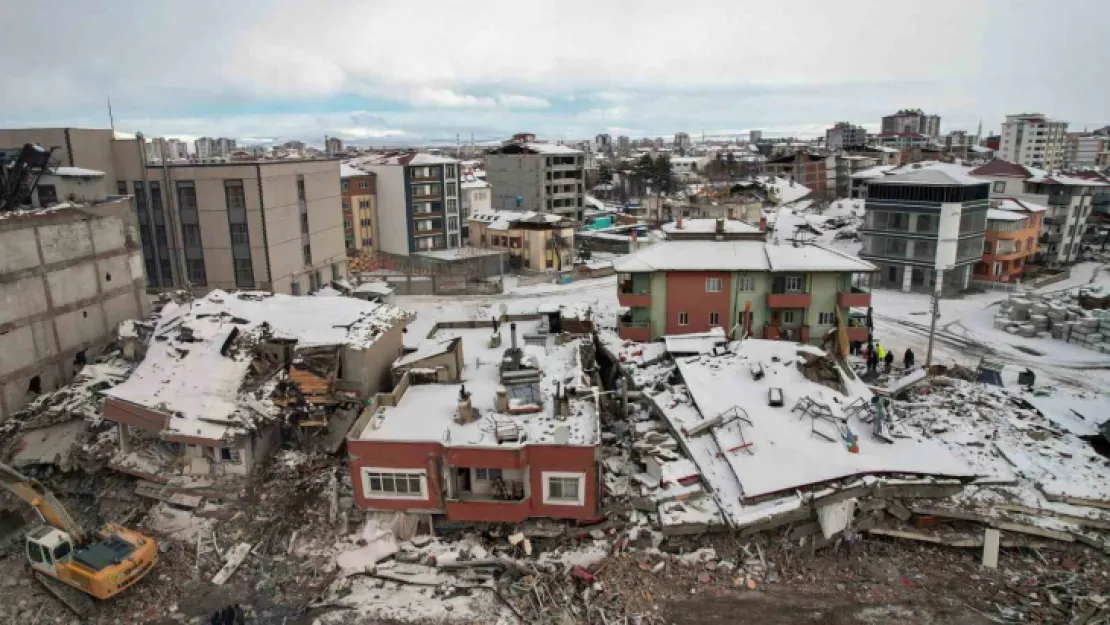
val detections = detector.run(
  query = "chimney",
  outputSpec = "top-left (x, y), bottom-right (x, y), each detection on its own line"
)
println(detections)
top-left (456, 385), bottom-right (476, 424)
top-left (510, 322), bottom-right (518, 351)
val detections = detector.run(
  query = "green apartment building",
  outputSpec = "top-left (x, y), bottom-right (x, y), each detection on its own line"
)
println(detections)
top-left (613, 238), bottom-right (876, 344)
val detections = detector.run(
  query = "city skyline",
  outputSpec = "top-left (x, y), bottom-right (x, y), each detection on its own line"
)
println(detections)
top-left (2, 0), bottom-right (1108, 146)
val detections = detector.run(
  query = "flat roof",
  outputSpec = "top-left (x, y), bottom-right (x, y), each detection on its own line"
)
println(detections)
top-left (661, 219), bottom-right (762, 236)
top-left (612, 240), bottom-right (876, 273)
top-left (356, 322), bottom-right (599, 448)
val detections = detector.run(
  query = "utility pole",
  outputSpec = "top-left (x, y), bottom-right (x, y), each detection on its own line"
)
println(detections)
top-left (925, 267), bottom-right (945, 368)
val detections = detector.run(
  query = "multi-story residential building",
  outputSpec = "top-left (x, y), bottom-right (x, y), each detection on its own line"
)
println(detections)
top-left (825, 122), bottom-right (868, 150)
top-left (968, 159), bottom-right (1106, 265)
top-left (0, 127), bottom-right (348, 294)
top-left (860, 163), bottom-right (989, 294)
top-left (216, 138), bottom-right (236, 157)
top-left (874, 133), bottom-right (929, 152)
top-left (881, 109), bottom-right (941, 137)
top-left (973, 198), bottom-right (1045, 283)
top-left (468, 210), bottom-right (575, 271)
top-left (486, 141), bottom-right (585, 221)
top-left (460, 177), bottom-right (491, 238)
top-left (193, 137), bottom-right (237, 159)
top-left (944, 131), bottom-right (975, 148)
top-left (998, 113), bottom-right (1068, 170)
top-left (763, 151), bottom-right (830, 199)
top-left (1064, 134), bottom-right (1106, 168)
top-left (341, 163), bottom-right (377, 253)
top-left (617, 136), bottom-right (631, 156)
top-left (326, 137), bottom-right (344, 156)
top-left (612, 226), bottom-right (875, 343)
top-left (845, 145), bottom-right (901, 167)
top-left (594, 133), bottom-right (611, 154)
top-left (149, 138), bottom-right (189, 162)
top-left (674, 132), bottom-right (692, 150)
top-left (195, 137), bottom-right (214, 159)
top-left (0, 196), bottom-right (150, 422)
top-left (356, 152), bottom-right (462, 255)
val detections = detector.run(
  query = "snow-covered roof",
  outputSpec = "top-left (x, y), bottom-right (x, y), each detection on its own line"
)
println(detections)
top-left (394, 338), bottom-right (459, 368)
top-left (987, 209), bottom-right (1028, 222)
top-left (104, 290), bottom-right (409, 440)
top-left (992, 197), bottom-right (1047, 213)
top-left (661, 219), bottom-right (762, 236)
top-left (460, 178), bottom-right (490, 190)
top-left (872, 162), bottom-right (984, 186)
top-left (469, 209), bottom-right (565, 231)
top-left (356, 321), bottom-right (598, 448)
top-left (358, 152), bottom-right (458, 166)
top-left (758, 176), bottom-right (812, 205)
top-left (612, 240), bottom-right (876, 273)
top-left (49, 166), bottom-right (105, 178)
top-left (353, 281), bottom-right (395, 295)
top-left (850, 165), bottom-right (897, 180)
top-left (669, 341), bottom-right (975, 499)
top-left (663, 328), bottom-right (727, 355)
top-left (340, 163), bottom-right (367, 178)
top-left (1028, 172), bottom-right (1109, 187)
top-left (520, 142), bottom-right (581, 155)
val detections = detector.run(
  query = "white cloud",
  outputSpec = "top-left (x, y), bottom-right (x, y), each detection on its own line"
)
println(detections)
top-left (496, 94), bottom-right (551, 109)
top-left (405, 88), bottom-right (497, 108)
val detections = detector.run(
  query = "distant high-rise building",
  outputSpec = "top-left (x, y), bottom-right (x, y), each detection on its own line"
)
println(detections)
top-left (326, 137), bottom-right (344, 156)
top-left (674, 132), bottom-right (691, 150)
top-left (824, 122), bottom-right (867, 150)
top-left (998, 113), bottom-right (1068, 170)
top-left (195, 137), bottom-right (214, 159)
top-left (194, 137), bottom-right (237, 159)
top-left (749, 130), bottom-right (763, 144)
top-left (1063, 133), bottom-right (1105, 168)
top-left (881, 109), bottom-right (941, 138)
top-left (617, 136), bottom-right (630, 156)
top-left (594, 133), bottom-right (611, 153)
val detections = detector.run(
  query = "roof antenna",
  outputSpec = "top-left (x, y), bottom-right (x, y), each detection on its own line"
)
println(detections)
top-left (107, 95), bottom-right (115, 131)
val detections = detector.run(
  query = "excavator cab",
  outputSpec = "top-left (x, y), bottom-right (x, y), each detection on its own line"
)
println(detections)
top-left (26, 525), bottom-right (74, 578)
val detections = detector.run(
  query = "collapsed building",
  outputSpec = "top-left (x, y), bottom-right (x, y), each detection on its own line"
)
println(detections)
top-left (99, 290), bottom-right (410, 492)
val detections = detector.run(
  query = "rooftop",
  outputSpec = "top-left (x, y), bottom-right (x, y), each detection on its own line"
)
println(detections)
top-left (992, 197), bottom-right (1047, 213)
top-left (356, 321), bottom-right (599, 448)
top-left (660, 218), bottom-right (762, 236)
top-left (612, 240), bottom-right (876, 273)
top-left (987, 209), bottom-right (1028, 222)
top-left (870, 161), bottom-right (985, 186)
top-left (48, 166), bottom-right (105, 178)
top-left (489, 142), bottom-right (582, 156)
top-left (357, 152), bottom-right (459, 166)
top-left (469, 209), bottom-right (567, 231)
top-left (103, 290), bottom-right (409, 440)
top-left (340, 163), bottom-right (370, 178)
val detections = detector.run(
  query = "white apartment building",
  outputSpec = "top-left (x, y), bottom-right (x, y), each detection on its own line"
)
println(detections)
top-left (356, 152), bottom-right (463, 256)
top-left (825, 122), bottom-right (868, 150)
top-left (1065, 134), bottom-right (1106, 168)
top-left (998, 113), bottom-right (1068, 170)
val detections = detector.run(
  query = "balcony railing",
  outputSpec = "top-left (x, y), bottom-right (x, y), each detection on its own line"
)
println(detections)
top-left (617, 290), bottom-right (651, 308)
top-left (767, 292), bottom-right (811, 309)
top-left (618, 320), bottom-right (651, 342)
top-left (837, 288), bottom-right (871, 308)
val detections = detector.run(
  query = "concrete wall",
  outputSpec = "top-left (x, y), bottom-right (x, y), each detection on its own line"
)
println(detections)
top-left (0, 201), bottom-right (149, 421)
top-left (342, 322), bottom-right (407, 398)
top-left (486, 155), bottom-right (544, 212)
top-left (363, 166), bottom-right (410, 256)
top-left (0, 128), bottom-right (118, 188)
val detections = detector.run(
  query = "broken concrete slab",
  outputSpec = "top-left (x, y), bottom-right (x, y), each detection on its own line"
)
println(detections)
top-left (9, 419), bottom-right (87, 472)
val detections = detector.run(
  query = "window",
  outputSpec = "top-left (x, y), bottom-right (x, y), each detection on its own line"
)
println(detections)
top-left (341, 181), bottom-right (349, 192)
top-left (219, 448), bottom-right (242, 464)
top-left (291, 281), bottom-right (301, 296)
top-left (475, 468), bottom-right (503, 481)
top-left (362, 237), bottom-right (372, 247)
top-left (233, 258), bottom-right (254, 287)
top-left (705, 277), bottom-right (723, 292)
top-left (224, 180), bottom-right (246, 212)
top-left (300, 213), bottom-right (309, 234)
top-left (446, 182), bottom-right (457, 198)
top-left (782, 310), bottom-right (797, 324)
top-left (303, 244), bottom-right (312, 266)
top-left (818, 312), bottom-right (835, 325)
top-left (116, 181), bottom-right (128, 195)
top-left (446, 198), bottom-right (457, 213)
top-left (983, 240), bottom-right (992, 254)
top-left (37, 184), bottom-right (57, 206)
top-left (737, 274), bottom-right (755, 291)
top-left (360, 218), bottom-right (371, 227)
top-left (359, 180), bottom-right (368, 189)
top-left (27, 542), bottom-right (44, 564)
top-left (183, 224), bottom-right (202, 246)
top-left (542, 471), bottom-right (584, 506)
top-left (229, 223), bottom-right (250, 245)
top-left (446, 165), bottom-right (456, 178)
top-left (447, 216), bottom-right (459, 231)
top-left (709, 311), bottom-right (720, 326)
top-left (678, 312), bottom-right (689, 326)
top-left (362, 468), bottom-right (427, 499)
top-left (993, 181), bottom-right (1006, 193)
top-left (785, 276), bottom-right (803, 292)
top-left (358, 199), bottom-right (370, 209)
top-left (186, 259), bottom-right (207, 286)
top-left (296, 176), bottom-right (306, 201)
top-left (53, 542), bottom-right (71, 562)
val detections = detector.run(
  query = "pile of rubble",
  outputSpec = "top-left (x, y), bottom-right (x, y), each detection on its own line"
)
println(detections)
top-left (997, 286), bottom-right (1110, 352)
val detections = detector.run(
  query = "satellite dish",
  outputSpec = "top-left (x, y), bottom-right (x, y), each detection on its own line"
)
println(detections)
top-left (553, 425), bottom-right (570, 444)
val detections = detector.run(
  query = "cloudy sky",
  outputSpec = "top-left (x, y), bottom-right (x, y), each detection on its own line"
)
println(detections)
top-left (3, 0), bottom-right (1107, 147)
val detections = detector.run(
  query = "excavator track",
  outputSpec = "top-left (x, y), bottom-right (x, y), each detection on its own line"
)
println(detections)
top-left (35, 572), bottom-right (96, 619)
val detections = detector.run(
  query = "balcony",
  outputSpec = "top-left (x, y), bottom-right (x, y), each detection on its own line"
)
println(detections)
top-left (763, 324), bottom-right (810, 343)
top-left (410, 175), bottom-right (439, 183)
top-left (618, 320), bottom-right (651, 342)
top-left (617, 290), bottom-right (651, 308)
top-left (837, 288), bottom-right (871, 308)
top-left (767, 292), bottom-right (811, 309)
top-left (412, 193), bottom-right (442, 201)
top-left (845, 326), bottom-right (869, 343)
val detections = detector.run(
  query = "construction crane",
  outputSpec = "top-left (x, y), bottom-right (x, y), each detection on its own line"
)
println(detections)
top-left (0, 462), bottom-right (158, 615)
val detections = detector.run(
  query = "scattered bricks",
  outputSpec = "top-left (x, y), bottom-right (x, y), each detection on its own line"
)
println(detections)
top-left (914, 514), bottom-right (940, 529)
top-left (886, 500), bottom-right (912, 522)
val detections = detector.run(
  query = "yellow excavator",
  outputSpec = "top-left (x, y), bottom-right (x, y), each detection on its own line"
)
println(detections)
top-left (0, 461), bottom-right (158, 615)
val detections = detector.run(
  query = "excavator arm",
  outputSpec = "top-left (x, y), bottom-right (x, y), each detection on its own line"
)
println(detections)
top-left (0, 462), bottom-right (87, 545)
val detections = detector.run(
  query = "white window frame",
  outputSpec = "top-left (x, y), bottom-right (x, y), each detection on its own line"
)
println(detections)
top-left (737, 274), bottom-right (755, 291)
top-left (709, 311), bottom-right (720, 326)
top-left (784, 276), bottom-right (804, 292)
top-left (705, 277), bottom-right (722, 292)
top-left (361, 467), bottom-right (428, 500)
top-left (782, 310), bottom-right (797, 324)
top-left (678, 312), bottom-right (689, 326)
top-left (818, 311), bottom-right (835, 325)
top-left (542, 471), bottom-right (585, 506)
